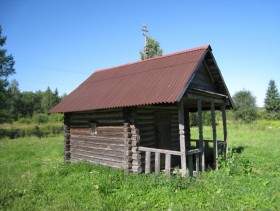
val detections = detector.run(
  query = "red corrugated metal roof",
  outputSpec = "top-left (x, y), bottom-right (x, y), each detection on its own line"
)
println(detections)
top-left (50, 45), bottom-right (210, 113)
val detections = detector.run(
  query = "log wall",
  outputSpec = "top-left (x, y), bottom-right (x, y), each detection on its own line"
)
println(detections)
top-left (134, 105), bottom-right (180, 172)
top-left (67, 109), bottom-right (126, 169)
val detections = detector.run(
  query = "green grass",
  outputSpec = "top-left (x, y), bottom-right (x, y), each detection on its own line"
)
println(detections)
top-left (0, 123), bottom-right (280, 210)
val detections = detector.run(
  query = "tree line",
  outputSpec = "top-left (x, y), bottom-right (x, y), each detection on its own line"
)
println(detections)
top-left (3, 79), bottom-right (65, 122)
top-left (232, 80), bottom-right (280, 122)
top-left (0, 26), bottom-right (64, 123)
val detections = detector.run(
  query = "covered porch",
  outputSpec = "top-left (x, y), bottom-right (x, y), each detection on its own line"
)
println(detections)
top-left (135, 88), bottom-right (229, 177)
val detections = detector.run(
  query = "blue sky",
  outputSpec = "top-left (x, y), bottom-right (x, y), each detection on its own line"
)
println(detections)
top-left (1, 0), bottom-right (279, 107)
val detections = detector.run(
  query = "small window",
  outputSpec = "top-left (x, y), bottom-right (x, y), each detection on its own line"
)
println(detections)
top-left (90, 123), bottom-right (97, 134)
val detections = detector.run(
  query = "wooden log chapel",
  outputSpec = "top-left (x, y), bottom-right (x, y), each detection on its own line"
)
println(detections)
top-left (50, 45), bottom-right (233, 177)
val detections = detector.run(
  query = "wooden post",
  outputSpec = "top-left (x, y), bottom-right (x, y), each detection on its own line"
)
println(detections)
top-left (64, 114), bottom-right (71, 163)
top-left (188, 155), bottom-right (193, 177)
top-left (155, 152), bottom-right (160, 175)
top-left (195, 153), bottom-right (199, 175)
top-left (221, 104), bottom-right (228, 158)
top-left (178, 100), bottom-right (187, 177)
top-left (198, 99), bottom-right (205, 172)
top-left (165, 153), bottom-right (171, 177)
top-left (185, 108), bottom-right (191, 150)
top-left (211, 102), bottom-right (218, 170)
top-left (145, 151), bottom-right (151, 173)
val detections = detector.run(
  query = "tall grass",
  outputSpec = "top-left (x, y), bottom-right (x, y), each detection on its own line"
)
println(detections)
top-left (0, 124), bottom-right (280, 210)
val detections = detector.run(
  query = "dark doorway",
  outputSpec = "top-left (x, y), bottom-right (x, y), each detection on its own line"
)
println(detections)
top-left (155, 112), bottom-right (171, 168)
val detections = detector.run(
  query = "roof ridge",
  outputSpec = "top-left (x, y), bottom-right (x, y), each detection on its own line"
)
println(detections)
top-left (94, 44), bottom-right (210, 74)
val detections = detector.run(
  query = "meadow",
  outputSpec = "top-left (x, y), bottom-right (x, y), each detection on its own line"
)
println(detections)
top-left (0, 121), bottom-right (280, 210)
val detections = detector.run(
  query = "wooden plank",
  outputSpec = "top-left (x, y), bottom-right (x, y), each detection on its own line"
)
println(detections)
top-left (70, 145), bottom-right (125, 155)
top-left (155, 152), bottom-right (160, 175)
top-left (187, 93), bottom-right (224, 104)
top-left (138, 146), bottom-right (181, 156)
top-left (70, 154), bottom-right (124, 168)
top-left (198, 99), bottom-right (205, 172)
top-left (70, 135), bottom-right (125, 144)
top-left (221, 104), bottom-right (228, 158)
top-left (70, 152), bottom-right (124, 164)
top-left (145, 151), bottom-right (151, 173)
top-left (165, 153), bottom-right (171, 177)
top-left (188, 155), bottom-right (193, 177)
top-left (195, 153), bottom-right (199, 175)
top-left (178, 100), bottom-right (187, 177)
top-left (70, 149), bottom-right (125, 162)
top-left (211, 101), bottom-right (218, 170)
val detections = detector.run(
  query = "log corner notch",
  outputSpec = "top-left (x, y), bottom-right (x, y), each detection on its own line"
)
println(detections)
top-left (64, 113), bottom-right (71, 163)
top-left (123, 122), bottom-right (132, 172)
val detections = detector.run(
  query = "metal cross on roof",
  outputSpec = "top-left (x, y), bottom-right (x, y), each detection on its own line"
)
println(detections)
top-left (142, 24), bottom-right (148, 54)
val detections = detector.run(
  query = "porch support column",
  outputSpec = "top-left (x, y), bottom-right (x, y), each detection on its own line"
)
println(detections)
top-left (178, 100), bottom-right (187, 177)
top-left (221, 104), bottom-right (228, 158)
top-left (198, 99), bottom-right (205, 172)
top-left (185, 108), bottom-right (191, 150)
top-left (211, 102), bottom-right (218, 170)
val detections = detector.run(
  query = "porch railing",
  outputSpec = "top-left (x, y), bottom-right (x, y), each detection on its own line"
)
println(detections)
top-left (138, 146), bottom-right (201, 177)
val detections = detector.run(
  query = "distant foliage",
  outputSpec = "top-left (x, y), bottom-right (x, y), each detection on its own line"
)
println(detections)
top-left (0, 25), bottom-right (16, 123)
top-left (232, 89), bottom-right (257, 123)
top-left (140, 36), bottom-right (163, 60)
top-left (264, 80), bottom-right (280, 119)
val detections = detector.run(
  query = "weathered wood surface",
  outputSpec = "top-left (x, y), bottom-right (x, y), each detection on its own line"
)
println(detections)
top-left (178, 100), bottom-right (187, 177)
top-left (222, 104), bottom-right (228, 158)
top-left (71, 155), bottom-right (124, 169)
top-left (198, 99), bottom-right (205, 172)
top-left (211, 102), bottom-right (218, 170)
top-left (189, 63), bottom-right (217, 92)
top-left (155, 152), bottom-right (160, 175)
top-left (165, 153), bottom-right (171, 177)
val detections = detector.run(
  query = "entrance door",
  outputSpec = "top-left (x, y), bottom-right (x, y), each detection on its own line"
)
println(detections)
top-left (155, 112), bottom-right (171, 168)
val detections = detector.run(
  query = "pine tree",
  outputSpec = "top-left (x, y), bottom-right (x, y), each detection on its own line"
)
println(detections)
top-left (140, 36), bottom-right (163, 60)
top-left (0, 26), bottom-right (15, 122)
top-left (264, 80), bottom-right (280, 120)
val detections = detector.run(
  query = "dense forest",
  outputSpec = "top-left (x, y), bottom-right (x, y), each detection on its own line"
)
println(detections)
top-left (1, 79), bottom-right (65, 123)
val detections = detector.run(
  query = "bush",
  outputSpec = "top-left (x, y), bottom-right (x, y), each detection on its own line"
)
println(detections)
top-left (17, 117), bottom-right (32, 124)
top-left (33, 114), bottom-right (49, 124)
top-left (49, 113), bottom-right (63, 123)
top-left (0, 123), bottom-right (63, 139)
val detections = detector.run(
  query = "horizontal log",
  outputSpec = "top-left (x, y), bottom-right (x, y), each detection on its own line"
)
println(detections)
top-left (131, 135), bottom-right (140, 141)
top-left (140, 142), bottom-right (156, 148)
top-left (70, 155), bottom-right (124, 169)
top-left (125, 151), bottom-right (133, 156)
top-left (132, 165), bottom-right (142, 173)
top-left (70, 128), bottom-right (91, 135)
top-left (70, 111), bottom-right (123, 119)
top-left (131, 141), bottom-right (139, 147)
top-left (138, 125), bottom-right (154, 132)
top-left (132, 153), bottom-right (141, 160)
top-left (124, 138), bottom-right (132, 144)
top-left (71, 141), bottom-right (125, 151)
top-left (71, 135), bottom-right (125, 144)
top-left (70, 145), bottom-right (125, 155)
top-left (132, 160), bottom-right (141, 166)
top-left (139, 137), bottom-right (155, 144)
top-left (131, 129), bottom-right (139, 135)
top-left (97, 126), bottom-right (124, 132)
top-left (137, 120), bottom-right (154, 125)
top-left (136, 115), bottom-right (154, 120)
top-left (71, 148), bottom-right (125, 161)
top-left (139, 130), bottom-right (154, 136)
top-left (71, 151), bottom-right (124, 163)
